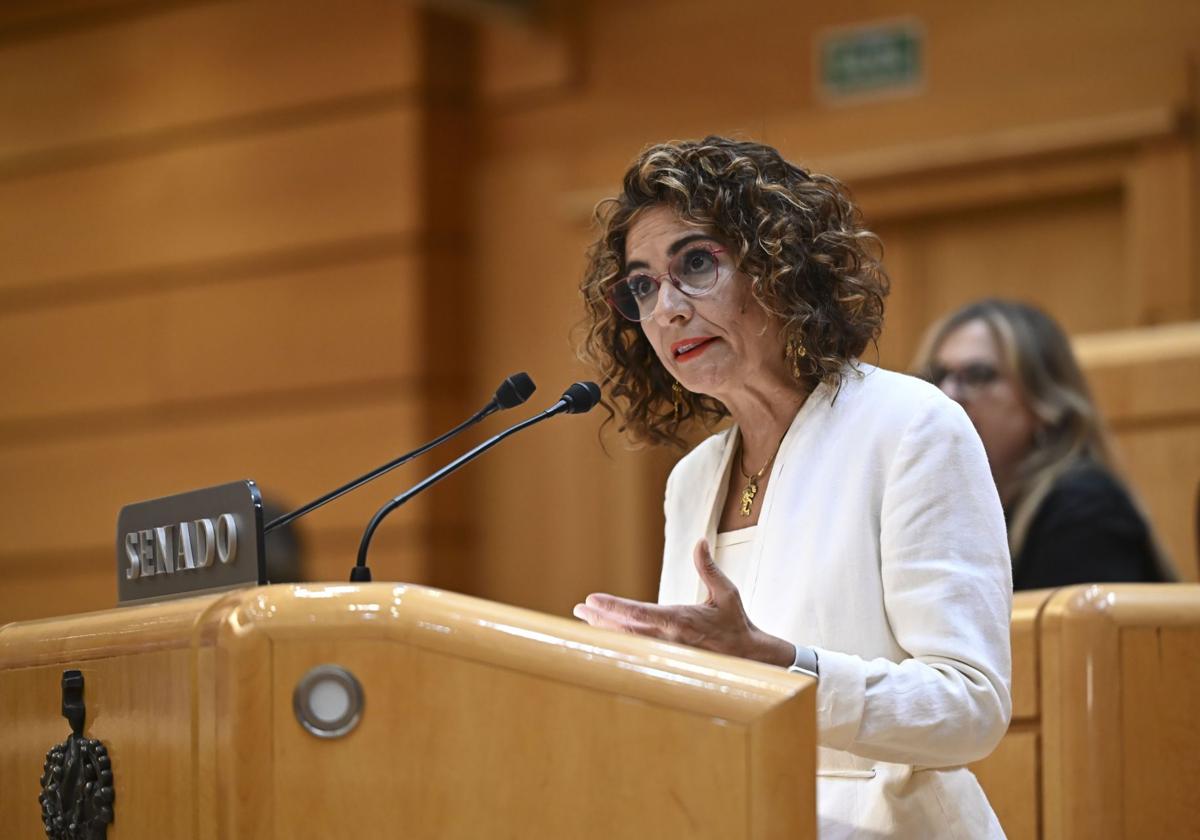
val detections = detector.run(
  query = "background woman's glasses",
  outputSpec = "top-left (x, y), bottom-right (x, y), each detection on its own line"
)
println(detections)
top-left (927, 362), bottom-right (1000, 400)
top-left (607, 246), bottom-right (727, 322)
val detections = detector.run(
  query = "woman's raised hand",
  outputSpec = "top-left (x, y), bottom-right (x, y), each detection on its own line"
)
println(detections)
top-left (571, 539), bottom-right (795, 667)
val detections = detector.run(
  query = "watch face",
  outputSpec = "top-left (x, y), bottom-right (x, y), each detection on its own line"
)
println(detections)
top-left (789, 645), bottom-right (820, 678)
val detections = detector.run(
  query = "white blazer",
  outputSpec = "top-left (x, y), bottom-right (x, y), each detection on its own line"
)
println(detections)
top-left (659, 364), bottom-right (1012, 839)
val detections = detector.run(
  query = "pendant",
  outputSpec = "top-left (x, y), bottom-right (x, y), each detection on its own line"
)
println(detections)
top-left (740, 475), bottom-right (758, 516)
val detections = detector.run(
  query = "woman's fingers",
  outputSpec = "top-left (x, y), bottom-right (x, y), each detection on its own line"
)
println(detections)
top-left (583, 592), bottom-right (675, 626)
top-left (692, 539), bottom-right (737, 604)
top-left (573, 602), bottom-right (666, 638)
top-left (574, 595), bottom-right (696, 641)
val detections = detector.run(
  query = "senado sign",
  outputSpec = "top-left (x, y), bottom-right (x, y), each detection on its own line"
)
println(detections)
top-left (123, 513), bottom-right (239, 579)
top-left (116, 481), bottom-right (266, 605)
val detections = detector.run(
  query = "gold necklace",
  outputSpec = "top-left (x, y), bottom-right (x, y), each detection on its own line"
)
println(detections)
top-left (738, 450), bottom-right (774, 517)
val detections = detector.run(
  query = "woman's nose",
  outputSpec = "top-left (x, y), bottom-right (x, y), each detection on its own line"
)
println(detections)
top-left (651, 280), bottom-right (690, 325)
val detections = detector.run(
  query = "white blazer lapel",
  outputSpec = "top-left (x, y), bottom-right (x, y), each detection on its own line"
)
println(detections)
top-left (692, 426), bottom-right (739, 603)
top-left (745, 379), bottom-right (832, 615)
top-left (659, 427), bottom-right (737, 605)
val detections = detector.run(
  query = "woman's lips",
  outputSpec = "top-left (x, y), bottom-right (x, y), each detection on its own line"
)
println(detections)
top-left (671, 336), bottom-right (718, 361)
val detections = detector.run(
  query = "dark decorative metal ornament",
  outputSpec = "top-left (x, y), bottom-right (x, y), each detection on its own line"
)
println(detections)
top-left (38, 670), bottom-right (114, 840)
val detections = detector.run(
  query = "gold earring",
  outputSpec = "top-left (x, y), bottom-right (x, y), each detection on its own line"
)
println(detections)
top-left (785, 336), bottom-right (806, 379)
top-left (672, 381), bottom-right (684, 420)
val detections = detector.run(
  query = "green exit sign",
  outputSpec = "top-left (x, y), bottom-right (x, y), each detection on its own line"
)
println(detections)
top-left (818, 19), bottom-right (924, 102)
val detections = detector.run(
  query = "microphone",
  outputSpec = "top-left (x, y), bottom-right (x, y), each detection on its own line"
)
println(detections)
top-left (350, 381), bottom-right (602, 581)
top-left (264, 372), bottom-right (536, 535)
top-left (550, 381), bottom-right (603, 414)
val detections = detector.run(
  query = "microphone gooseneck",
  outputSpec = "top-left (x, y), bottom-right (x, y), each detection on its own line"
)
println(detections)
top-left (265, 372), bottom-right (535, 535)
top-left (350, 381), bottom-right (601, 582)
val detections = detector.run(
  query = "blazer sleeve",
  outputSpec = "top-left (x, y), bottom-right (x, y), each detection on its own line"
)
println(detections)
top-left (812, 395), bottom-right (1014, 767)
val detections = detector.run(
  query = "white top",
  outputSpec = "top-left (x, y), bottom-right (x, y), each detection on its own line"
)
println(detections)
top-left (658, 364), bottom-right (1012, 839)
top-left (713, 526), bottom-right (758, 595)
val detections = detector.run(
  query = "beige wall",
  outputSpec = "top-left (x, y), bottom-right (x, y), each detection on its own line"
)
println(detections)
top-left (0, 0), bottom-right (1197, 624)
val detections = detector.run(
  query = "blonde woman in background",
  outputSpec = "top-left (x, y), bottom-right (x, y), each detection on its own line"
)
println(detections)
top-left (913, 299), bottom-right (1173, 590)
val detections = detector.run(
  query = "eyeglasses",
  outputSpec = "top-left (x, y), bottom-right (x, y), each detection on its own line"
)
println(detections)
top-left (927, 362), bottom-right (1000, 400)
top-left (607, 246), bottom-right (727, 322)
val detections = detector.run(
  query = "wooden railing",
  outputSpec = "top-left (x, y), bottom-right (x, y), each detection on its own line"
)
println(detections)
top-left (972, 584), bottom-right (1200, 839)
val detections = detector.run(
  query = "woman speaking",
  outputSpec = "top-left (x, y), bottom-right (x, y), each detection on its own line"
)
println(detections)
top-left (573, 137), bottom-right (1012, 838)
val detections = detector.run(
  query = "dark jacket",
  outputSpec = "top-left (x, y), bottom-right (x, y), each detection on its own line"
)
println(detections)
top-left (1010, 462), bottom-right (1165, 591)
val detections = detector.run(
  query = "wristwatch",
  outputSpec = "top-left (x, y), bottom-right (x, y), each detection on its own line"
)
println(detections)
top-left (787, 644), bottom-right (820, 679)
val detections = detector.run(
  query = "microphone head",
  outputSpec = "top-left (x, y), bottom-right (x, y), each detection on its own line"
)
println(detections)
top-left (560, 381), bottom-right (602, 414)
top-left (494, 372), bottom-right (536, 409)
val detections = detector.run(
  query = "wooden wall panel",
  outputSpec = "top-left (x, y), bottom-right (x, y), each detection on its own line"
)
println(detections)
top-left (0, 553), bottom-right (119, 625)
top-left (0, 0), bottom-right (422, 161)
top-left (873, 190), bottom-right (1126, 370)
top-left (1124, 137), bottom-right (1197, 323)
top-left (0, 0), bottom-right (442, 625)
top-left (404, 13), bottom-right (485, 595)
top-left (578, 2), bottom-right (1195, 186)
top-left (0, 0), bottom-right (137, 30)
top-left (478, 7), bottom-right (578, 104)
top-left (0, 255), bottom-right (423, 426)
top-left (0, 1), bottom-right (195, 38)
top-left (0, 108), bottom-right (422, 291)
top-left (517, 2), bottom-right (1198, 205)
top-left (1078, 324), bottom-right (1200, 425)
top-left (0, 397), bottom-right (438, 558)
top-left (1110, 425), bottom-right (1200, 581)
top-left (301, 527), bottom-right (431, 588)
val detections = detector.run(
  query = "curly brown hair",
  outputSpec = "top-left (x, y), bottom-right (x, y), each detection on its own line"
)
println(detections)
top-left (579, 136), bottom-right (889, 447)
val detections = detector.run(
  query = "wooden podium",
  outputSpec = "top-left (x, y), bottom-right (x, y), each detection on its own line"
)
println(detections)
top-left (0, 583), bottom-right (816, 838)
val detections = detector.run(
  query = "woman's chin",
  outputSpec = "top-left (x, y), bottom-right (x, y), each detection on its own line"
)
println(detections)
top-left (680, 376), bottom-right (729, 403)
